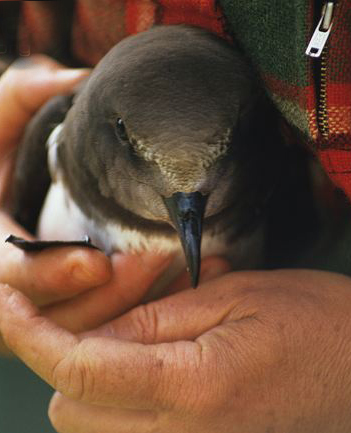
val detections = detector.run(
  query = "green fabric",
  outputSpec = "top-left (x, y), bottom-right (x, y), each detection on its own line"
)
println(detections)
top-left (273, 94), bottom-right (311, 137)
top-left (219, 0), bottom-right (310, 85)
top-left (219, 0), bottom-right (312, 138)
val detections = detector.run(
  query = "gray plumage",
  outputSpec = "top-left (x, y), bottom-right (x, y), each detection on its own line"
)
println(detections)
top-left (12, 25), bottom-right (313, 286)
top-left (56, 27), bottom-right (261, 224)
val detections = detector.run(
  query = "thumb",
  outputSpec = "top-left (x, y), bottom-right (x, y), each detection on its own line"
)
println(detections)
top-left (84, 271), bottom-right (252, 344)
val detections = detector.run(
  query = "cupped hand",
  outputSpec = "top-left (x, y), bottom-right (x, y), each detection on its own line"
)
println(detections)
top-left (1, 268), bottom-right (351, 433)
top-left (0, 203), bottom-right (177, 354)
top-left (0, 56), bottom-right (229, 356)
top-left (0, 57), bottom-right (169, 355)
top-left (0, 55), bottom-right (108, 355)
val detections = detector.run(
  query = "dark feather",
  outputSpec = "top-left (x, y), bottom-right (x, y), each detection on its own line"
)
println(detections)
top-left (11, 94), bottom-right (73, 234)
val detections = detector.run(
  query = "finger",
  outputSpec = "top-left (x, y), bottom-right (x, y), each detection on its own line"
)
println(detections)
top-left (0, 284), bottom-right (201, 409)
top-left (0, 212), bottom-right (111, 304)
top-left (49, 393), bottom-right (158, 433)
top-left (1, 246), bottom-right (112, 305)
top-left (44, 252), bottom-right (172, 332)
top-left (0, 155), bottom-right (15, 204)
top-left (167, 256), bottom-right (231, 294)
top-left (88, 270), bottom-right (255, 344)
top-left (109, 268), bottom-right (351, 345)
top-left (0, 55), bottom-right (90, 155)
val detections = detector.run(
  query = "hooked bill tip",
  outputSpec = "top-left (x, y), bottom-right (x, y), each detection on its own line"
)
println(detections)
top-left (163, 192), bottom-right (208, 288)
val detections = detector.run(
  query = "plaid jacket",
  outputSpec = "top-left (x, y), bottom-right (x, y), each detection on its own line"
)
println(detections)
top-left (1, 0), bottom-right (351, 199)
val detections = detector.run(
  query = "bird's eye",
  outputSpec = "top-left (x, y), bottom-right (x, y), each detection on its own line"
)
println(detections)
top-left (115, 118), bottom-right (129, 141)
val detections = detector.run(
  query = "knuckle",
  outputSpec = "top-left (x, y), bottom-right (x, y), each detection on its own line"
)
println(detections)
top-left (69, 340), bottom-right (99, 402)
top-left (50, 340), bottom-right (103, 404)
top-left (51, 356), bottom-right (73, 397)
top-left (129, 303), bottom-right (159, 343)
top-left (50, 352), bottom-right (84, 401)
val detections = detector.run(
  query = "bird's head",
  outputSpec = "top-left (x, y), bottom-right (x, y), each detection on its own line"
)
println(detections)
top-left (53, 26), bottom-right (268, 286)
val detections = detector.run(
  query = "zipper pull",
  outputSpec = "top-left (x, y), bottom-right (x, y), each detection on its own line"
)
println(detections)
top-left (305, 1), bottom-right (335, 58)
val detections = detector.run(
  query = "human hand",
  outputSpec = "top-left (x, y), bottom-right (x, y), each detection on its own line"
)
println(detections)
top-left (0, 55), bottom-right (110, 355)
top-left (0, 56), bottom-right (229, 357)
top-left (0, 56), bottom-right (100, 353)
top-left (0, 212), bottom-right (172, 355)
top-left (0, 57), bottom-right (166, 356)
top-left (1, 269), bottom-right (351, 433)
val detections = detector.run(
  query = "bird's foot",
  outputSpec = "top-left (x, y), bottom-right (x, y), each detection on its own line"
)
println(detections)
top-left (5, 234), bottom-right (100, 252)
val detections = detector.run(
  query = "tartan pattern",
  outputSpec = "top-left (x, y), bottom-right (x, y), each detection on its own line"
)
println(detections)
top-left (2, 0), bottom-right (351, 199)
top-left (220, 0), bottom-right (351, 199)
top-left (219, 0), bottom-right (314, 139)
top-left (156, 0), bottom-right (225, 35)
top-left (315, 1), bottom-right (351, 195)
top-left (17, 0), bottom-right (226, 63)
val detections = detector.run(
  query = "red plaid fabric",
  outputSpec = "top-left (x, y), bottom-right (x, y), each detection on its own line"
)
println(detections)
top-left (3, 0), bottom-right (351, 199)
top-left (314, 1), bottom-right (351, 196)
top-left (19, 0), bottom-right (226, 64)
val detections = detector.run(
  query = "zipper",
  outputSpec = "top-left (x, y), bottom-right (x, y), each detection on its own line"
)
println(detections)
top-left (318, 43), bottom-right (329, 140)
top-left (306, 1), bottom-right (336, 141)
top-left (306, 2), bottom-right (335, 58)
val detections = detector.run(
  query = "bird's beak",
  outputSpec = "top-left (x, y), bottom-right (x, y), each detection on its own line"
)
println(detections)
top-left (163, 192), bottom-right (208, 288)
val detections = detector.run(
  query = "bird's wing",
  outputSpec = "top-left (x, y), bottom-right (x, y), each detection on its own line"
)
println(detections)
top-left (11, 94), bottom-right (74, 234)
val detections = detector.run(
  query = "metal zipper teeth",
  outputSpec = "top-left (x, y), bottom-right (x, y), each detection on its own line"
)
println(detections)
top-left (306, 1), bottom-right (337, 142)
top-left (317, 0), bottom-right (337, 141)
top-left (318, 44), bottom-right (329, 140)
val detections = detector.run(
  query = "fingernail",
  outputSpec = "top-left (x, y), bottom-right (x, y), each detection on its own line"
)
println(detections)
top-left (11, 57), bottom-right (38, 70)
top-left (56, 69), bottom-right (91, 81)
top-left (71, 257), bottom-right (111, 286)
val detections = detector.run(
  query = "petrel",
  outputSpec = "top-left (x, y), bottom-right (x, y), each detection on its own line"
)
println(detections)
top-left (10, 25), bottom-right (295, 287)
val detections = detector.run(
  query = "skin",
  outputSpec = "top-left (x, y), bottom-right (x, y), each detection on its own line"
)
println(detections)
top-left (0, 57), bottom-right (221, 353)
top-left (0, 57), bottom-right (351, 433)
top-left (2, 270), bottom-right (351, 433)
top-left (0, 55), bottom-right (227, 357)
